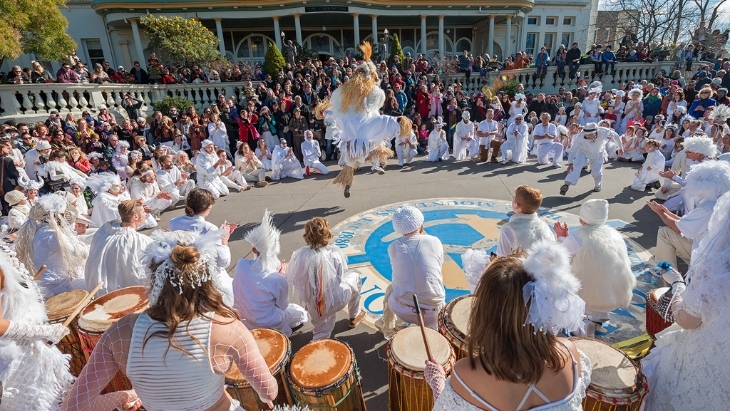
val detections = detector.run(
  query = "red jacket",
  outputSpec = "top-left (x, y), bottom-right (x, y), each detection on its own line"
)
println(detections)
top-left (69, 157), bottom-right (92, 174)
top-left (237, 114), bottom-right (260, 143)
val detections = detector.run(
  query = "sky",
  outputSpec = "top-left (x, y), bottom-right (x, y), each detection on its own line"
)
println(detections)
top-left (598, 0), bottom-right (730, 24)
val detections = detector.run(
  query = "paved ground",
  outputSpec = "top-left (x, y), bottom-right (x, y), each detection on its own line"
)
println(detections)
top-left (158, 154), bottom-right (666, 410)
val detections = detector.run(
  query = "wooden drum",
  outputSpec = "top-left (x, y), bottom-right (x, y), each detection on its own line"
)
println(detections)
top-left (388, 327), bottom-right (455, 411)
top-left (225, 328), bottom-right (293, 410)
top-left (46, 289), bottom-right (90, 377)
top-left (287, 339), bottom-right (366, 411)
top-left (77, 286), bottom-right (148, 393)
top-left (572, 337), bottom-right (647, 411)
top-left (645, 287), bottom-right (674, 339)
top-left (437, 294), bottom-right (474, 359)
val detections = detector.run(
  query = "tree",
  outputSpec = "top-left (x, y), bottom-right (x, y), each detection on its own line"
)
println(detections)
top-left (139, 15), bottom-right (222, 67)
top-left (0, 0), bottom-right (76, 65)
top-left (264, 42), bottom-right (286, 76)
top-left (390, 33), bottom-right (406, 65)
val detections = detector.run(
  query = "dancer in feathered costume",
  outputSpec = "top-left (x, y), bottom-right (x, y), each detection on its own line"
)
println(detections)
top-left (86, 172), bottom-right (130, 228)
top-left (329, 42), bottom-right (412, 198)
top-left (0, 242), bottom-right (74, 411)
top-left (553, 199), bottom-right (636, 336)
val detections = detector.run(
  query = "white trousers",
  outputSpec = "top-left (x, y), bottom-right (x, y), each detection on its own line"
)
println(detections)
top-left (199, 177), bottom-right (230, 198)
top-left (304, 160), bottom-right (330, 175)
top-left (426, 144), bottom-right (449, 162)
top-left (566, 153), bottom-right (603, 187)
top-left (536, 142), bottom-right (564, 165)
top-left (396, 146), bottom-right (417, 166)
top-left (621, 149), bottom-right (644, 162)
top-left (387, 293), bottom-right (442, 330)
top-left (242, 169), bottom-right (266, 183)
top-left (309, 271), bottom-right (363, 340)
top-left (220, 173), bottom-right (245, 190)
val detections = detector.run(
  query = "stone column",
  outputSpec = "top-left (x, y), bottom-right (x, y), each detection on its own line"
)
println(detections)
top-left (520, 17), bottom-right (529, 53)
top-left (421, 15), bottom-right (428, 56)
top-left (353, 13), bottom-right (360, 45)
top-left (438, 15), bottom-right (445, 58)
top-left (371, 15), bottom-right (378, 44)
top-left (488, 15), bottom-right (495, 57)
top-left (129, 18), bottom-right (147, 65)
top-left (505, 16), bottom-right (512, 58)
top-left (214, 18), bottom-right (225, 56)
top-left (273, 17), bottom-right (282, 49)
top-left (294, 14), bottom-right (303, 45)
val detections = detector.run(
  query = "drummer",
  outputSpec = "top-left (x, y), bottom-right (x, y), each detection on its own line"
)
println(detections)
top-left (426, 242), bottom-right (591, 410)
top-left (60, 230), bottom-right (278, 411)
top-left (377, 205), bottom-right (445, 338)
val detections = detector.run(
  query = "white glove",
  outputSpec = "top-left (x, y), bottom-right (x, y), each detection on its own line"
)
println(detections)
top-left (1, 321), bottom-right (69, 344)
top-left (661, 267), bottom-right (685, 291)
top-left (424, 360), bottom-right (446, 400)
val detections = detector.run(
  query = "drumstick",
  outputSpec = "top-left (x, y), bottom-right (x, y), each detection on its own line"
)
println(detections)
top-left (412, 294), bottom-right (435, 363)
top-left (62, 282), bottom-right (104, 328)
top-left (33, 264), bottom-right (47, 281)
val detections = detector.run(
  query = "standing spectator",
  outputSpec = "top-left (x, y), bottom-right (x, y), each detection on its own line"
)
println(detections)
top-left (1, 140), bottom-right (21, 215)
top-left (122, 93), bottom-right (144, 121)
top-left (6, 66), bottom-right (28, 84)
top-left (288, 107), bottom-right (308, 161)
top-left (56, 64), bottom-right (79, 83)
top-left (129, 61), bottom-right (149, 84)
top-left (567, 43), bottom-right (582, 80)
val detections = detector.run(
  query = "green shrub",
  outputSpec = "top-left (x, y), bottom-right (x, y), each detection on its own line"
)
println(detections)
top-left (264, 42), bottom-right (286, 76)
top-left (153, 96), bottom-right (195, 116)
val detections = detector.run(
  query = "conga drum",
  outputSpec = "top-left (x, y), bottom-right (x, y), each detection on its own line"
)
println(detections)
top-left (287, 339), bottom-right (366, 411)
top-left (225, 328), bottom-right (293, 410)
top-left (77, 286), bottom-right (148, 393)
top-left (438, 294), bottom-right (474, 359)
top-left (45, 289), bottom-right (90, 376)
top-left (388, 327), bottom-right (455, 411)
top-left (645, 287), bottom-right (674, 339)
top-left (572, 337), bottom-right (647, 411)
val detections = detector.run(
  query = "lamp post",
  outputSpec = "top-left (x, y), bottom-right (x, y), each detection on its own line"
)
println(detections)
top-left (381, 28), bottom-right (391, 59)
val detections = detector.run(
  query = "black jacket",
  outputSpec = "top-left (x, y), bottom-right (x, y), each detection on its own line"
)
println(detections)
top-left (566, 48), bottom-right (582, 63)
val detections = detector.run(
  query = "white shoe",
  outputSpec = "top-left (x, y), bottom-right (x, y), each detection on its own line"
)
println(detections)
top-left (553, 163), bottom-right (562, 168)
top-left (501, 159), bottom-right (509, 165)
top-left (372, 167), bottom-right (385, 175)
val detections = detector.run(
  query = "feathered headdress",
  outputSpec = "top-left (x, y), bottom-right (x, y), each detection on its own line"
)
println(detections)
top-left (683, 134), bottom-right (718, 158)
top-left (244, 210), bottom-right (281, 273)
top-left (314, 98), bottom-right (332, 120)
top-left (354, 42), bottom-right (378, 80)
top-left (143, 228), bottom-right (226, 305)
top-left (522, 241), bottom-right (586, 335)
top-left (683, 160), bottom-right (730, 205)
top-left (627, 87), bottom-right (643, 99)
top-left (85, 172), bottom-right (121, 194)
top-left (68, 175), bottom-right (86, 189)
top-left (19, 174), bottom-right (43, 191)
top-left (514, 93), bottom-right (526, 101)
top-left (712, 104), bottom-right (730, 122)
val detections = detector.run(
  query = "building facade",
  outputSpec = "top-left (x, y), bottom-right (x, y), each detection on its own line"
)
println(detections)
top-left (4, 0), bottom-right (598, 73)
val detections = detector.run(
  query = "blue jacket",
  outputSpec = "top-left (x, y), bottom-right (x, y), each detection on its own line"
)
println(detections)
top-left (395, 91), bottom-right (409, 112)
top-left (688, 97), bottom-right (716, 119)
top-left (601, 51), bottom-right (616, 62)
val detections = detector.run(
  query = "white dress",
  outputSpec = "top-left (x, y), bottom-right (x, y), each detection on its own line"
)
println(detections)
top-left (501, 123), bottom-right (529, 163)
top-left (301, 139), bottom-right (329, 174)
top-left (427, 129), bottom-right (449, 162)
top-left (255, 148), bottom-right (272, 170)
top-left (33, 225), bottom-right (88, 298)
top-left (271, 146), bottom-right (303, 180)
top-left (508, 102), bottom-right (526, 126)
top-left (195, 151), bottom-right (229, 198)
top-left (90, 191), bottom-right (124, 228)
top-left (631, 150), bottom-right (665, 191)
top-left (453, 121), bottom-right (477, 160)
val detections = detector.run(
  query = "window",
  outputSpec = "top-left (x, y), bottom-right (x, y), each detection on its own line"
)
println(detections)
top-left (82, 39), bottom-right (105, 67)
top-left (561, 33), bottom-right (573, 48)
top-left (563, 17), bottom-right (574, 26)
top-left (528, 17), bottom-right (539, 25)
top-left (546, 17), bottom-right (557, 26)
top-left (543, 33), bottom-right (555, 55)
top-left (526, 33), bottom-right (537, 55)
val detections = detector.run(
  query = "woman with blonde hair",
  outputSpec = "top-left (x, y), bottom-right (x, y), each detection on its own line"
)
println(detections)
top-left (31, 60), bottom-right (54, 83)
top-left (255, 138), bottom-right (273, 170)
top-left (428, 242), bottom-right (591, 411)
top-left (60, 230), bottom-right (278, 411)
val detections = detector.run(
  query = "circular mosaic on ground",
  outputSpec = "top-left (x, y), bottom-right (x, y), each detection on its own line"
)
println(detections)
top-left (332, 198), bottom-right (658, 344)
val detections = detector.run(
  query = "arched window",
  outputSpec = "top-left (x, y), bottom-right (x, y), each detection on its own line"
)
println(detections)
top-left (415, 31), bottom-right (455, 57)
top-left (235, 33), bottom-right (276, 64)
top-left (454, 38), bottom-right (472, 54)
top-left (303, 33), bottom-right (343, 57)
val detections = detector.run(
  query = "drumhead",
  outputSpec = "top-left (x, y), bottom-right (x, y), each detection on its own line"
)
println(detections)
top-left (46, 289), bottom-right (89, 321)
top-left (290, 339), bottom-right (352, 390)
top-left (450, 295), bottom-right (474, 338)
top-left (650, 287), bottom-right (670, 302)
top-left (78, 286), bottom-right (148, 333)
top-left (391, 327), bottom-right (452, 372)
top-left (226, 328), bottom-right (290, 382)
top-left (572, 338), bottom-right (638, 395)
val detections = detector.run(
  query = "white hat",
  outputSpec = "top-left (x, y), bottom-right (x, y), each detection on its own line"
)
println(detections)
top-left (615, 90), bottom-right (625, 98)
top-left (461, 111), bottom-right (471, 120)
top-left (19, 175), bottom-right (43, 190)
top-left (580, 199), bottom-right (609, 225)
top-left (514, 93), bottom-right (526, 101)
top-left (36, 140), bottom-right (51, 150)
top-left (98, 104), bottom-right (107, 110)
top-left (87, 152), bottom-right (104, 160)
top-left (435, 116), bottom-right (445, 127)
top-left (4, 190), bottom-right (26, 206)
top-left (683, 134), bottom-right (718, 158)
top-left (392, 205), bottom-right (424, 235)
top-left (201, 139), bottom-right (214, 148)
top-left (583, 122), bottom-right (598, 133)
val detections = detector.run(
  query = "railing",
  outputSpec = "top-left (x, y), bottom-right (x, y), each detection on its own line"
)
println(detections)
top-left (0, 61), bottom-right (676, 123)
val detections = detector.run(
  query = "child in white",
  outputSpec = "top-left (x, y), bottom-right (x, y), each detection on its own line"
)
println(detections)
top-left (301, 130), bottom-right (330, 175)
top-left (396, 131), bottom-right (418, 166)
top-left (620, 126), bottom-right (647, 162)
top-left (426, 117), bottom-right (449, 162)
top-left (497, 185), bottom-right (553, 257)
top-left (631, 139), bottom-right (665, 191)
top-left (501, 114), bottom-right (529, 164)
top-left (215, 149), bottom-right (249, 192)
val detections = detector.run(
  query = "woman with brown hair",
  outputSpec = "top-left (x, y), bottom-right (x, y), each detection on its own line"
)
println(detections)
top-left (60, 229), bottom-right (277, 411)
top-left (428, 242), bottom-right (591, 411)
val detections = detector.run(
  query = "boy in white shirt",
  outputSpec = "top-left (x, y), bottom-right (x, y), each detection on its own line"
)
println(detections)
top-left (497, 185), bottom-right (553, 257)
top-left (631, 139), bottom-right (665, 191)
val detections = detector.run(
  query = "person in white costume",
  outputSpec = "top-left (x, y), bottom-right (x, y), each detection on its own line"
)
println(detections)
top-left (87, 173), bottom-right (128, 228)
top-left (648, 160), bottom-right (730, 267)
top-left (560, 123), bottom-right (620, 195)
top-left (301, 130), bottom-right (330, 175)
top-left (532, 112), bottom-right (564, 167)
top-left (128, 166), bottom-right (173, 229)
top-left (395, 131), bottom-right (418, 167)
top-left (474, 109), bottom-right (500, 162)
top-left (428, 242), bottom-right (590, 411)
top-left (453, 111), bottom-right (477, 161)
top-left (167, 188), bottom-right (237, 306)
top-left (553, 199), bottom-right (636, 337)
top-left (656, 134), bottom-right (716, 211)
top-left (67, 177), bottom-right (89, 218)
top-left (631, 139), bottom-right (665, 191)
top-left (0, 243), bottom-right (74, 411)
top-left (23, 139), bottom-right (51, 181)
top-left (214, 149), bottom-right (250, 192)
top-left (287, 217), bottom-right (366, 341)
top-left (16, 194), bottom-right (88, 298)
top-left (156, 154), bottom-right (195, 205)
top-left (44, 149), bottom-right (86, 187)
top-left (600, 121), bottom-right (622, 161)
top-left (84, 199), bottom-right (153, 296)
top-left (641, 191), bottom-right (730, 411)
top-left (376, 205), bottom-right (445, 338)
top-left (207, 114), bottom-right (231, 159)
top-left (501, 113), bottom-right (530, 164)
top-left (235, 143), bottom-right (269, 188)
top-left (111, 141), bottom-right (132, 180)
top-left (233, 210), bottom-right (307, 337)
top-left (426, 117), bottom-right (450, 162)
top-left (580, 86), bottom-right (603, 126)
top-left (329, 43), bottom-right (412, 198)
top-left (195, 140), bottom-right (230, 199)
top-left (4, 190), bottom-right (30, 232)
top-left (620, 88), bottom-right (644, 134)
top-left (271, 139), bottom-right (304, 181)
top-left (507, 94), bottom-right (527, 126)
